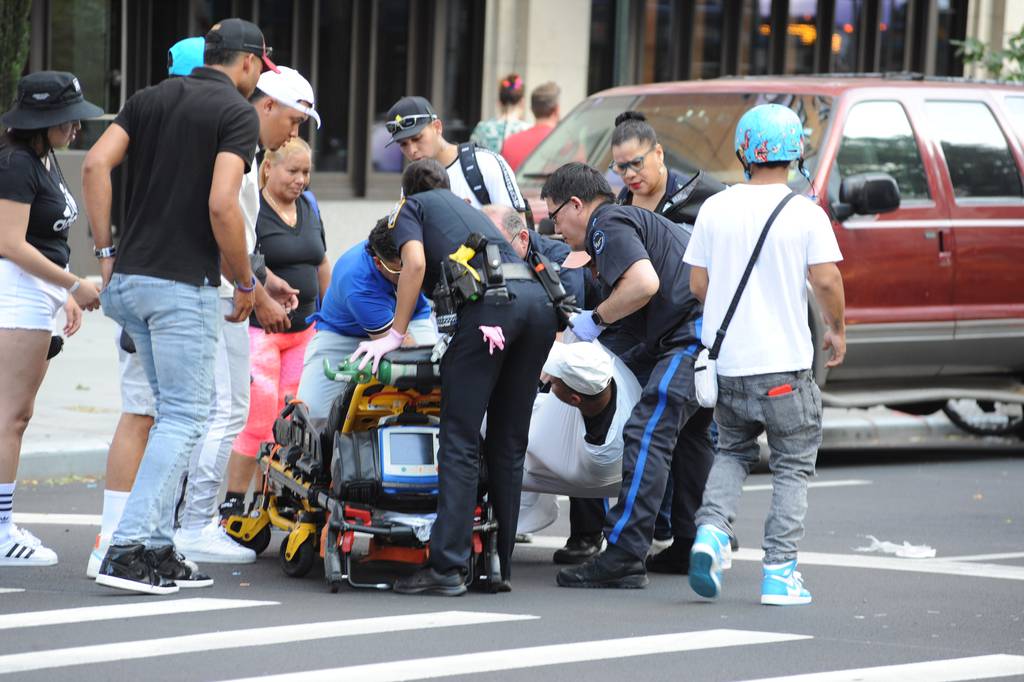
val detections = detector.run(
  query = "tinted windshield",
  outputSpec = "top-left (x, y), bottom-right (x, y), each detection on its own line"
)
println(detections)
top-left (520, 91), bottom-right (833, 189)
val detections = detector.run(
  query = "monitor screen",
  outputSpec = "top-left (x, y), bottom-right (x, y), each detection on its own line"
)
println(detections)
top-left (388, 431), bottom-right (435, 466)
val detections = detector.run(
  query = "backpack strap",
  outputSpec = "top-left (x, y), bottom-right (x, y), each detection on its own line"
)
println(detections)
top-left (457, 143), bottom-right (492, 207)
top-left (302, 190), bottom-right (321, 221)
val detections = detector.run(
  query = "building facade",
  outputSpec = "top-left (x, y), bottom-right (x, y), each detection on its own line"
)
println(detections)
top-left (27, 0), bottom-right (1008, 203)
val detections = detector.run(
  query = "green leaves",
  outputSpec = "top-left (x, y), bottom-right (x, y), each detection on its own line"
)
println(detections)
top-left (953, 26), bottom-right (1024, 83)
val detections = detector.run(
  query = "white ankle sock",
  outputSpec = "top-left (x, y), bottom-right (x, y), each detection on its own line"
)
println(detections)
top-left (0, 482), bottom-right (14, 543)
top-left (100, 489), bottom-right (130, 540)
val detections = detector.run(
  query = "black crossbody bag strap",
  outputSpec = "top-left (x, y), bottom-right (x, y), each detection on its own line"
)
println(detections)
top-left (708, 191), bottom-right (799, 360)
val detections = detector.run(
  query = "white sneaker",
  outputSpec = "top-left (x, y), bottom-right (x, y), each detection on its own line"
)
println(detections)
top-left (0, 526), bottom-right (58, 567)
top-left (174, 522), bottom-right (256, 564)
top-left (86, 533), bottom-right (110, 578)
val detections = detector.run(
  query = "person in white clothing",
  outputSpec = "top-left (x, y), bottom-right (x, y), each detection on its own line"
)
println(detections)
top-left (516, 342), bottom-right (642, 535)
top-left (684, 103), bottom-right (846, 607)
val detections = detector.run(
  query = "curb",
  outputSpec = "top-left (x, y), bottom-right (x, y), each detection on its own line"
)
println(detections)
top-left (19, 445), bottom-right (109, 481)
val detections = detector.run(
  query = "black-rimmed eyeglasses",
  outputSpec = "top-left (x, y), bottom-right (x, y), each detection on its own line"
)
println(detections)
top-left (549, 197), bottom-right (572, 224)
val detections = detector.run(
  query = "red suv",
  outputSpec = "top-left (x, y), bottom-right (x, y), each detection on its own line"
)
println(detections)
top-left (517, 75), bottom-right (1024, 433)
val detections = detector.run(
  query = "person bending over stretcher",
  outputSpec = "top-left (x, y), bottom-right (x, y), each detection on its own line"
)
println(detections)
top-left (516, 341), bottom-right (641, 534)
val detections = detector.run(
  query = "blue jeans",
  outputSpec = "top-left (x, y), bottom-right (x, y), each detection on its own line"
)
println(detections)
top-left (695, 370), bottom-right (822, 564)
top-left (101, 273), bottom-right (220, 548)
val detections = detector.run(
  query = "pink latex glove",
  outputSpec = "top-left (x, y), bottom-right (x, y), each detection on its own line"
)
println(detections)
top-left (479, 325), bottom-right (505, 355)
top-left (350, 328), bottom-right (405, 373)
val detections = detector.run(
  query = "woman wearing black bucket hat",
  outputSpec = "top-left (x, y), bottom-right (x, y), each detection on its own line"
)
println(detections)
top-left (0, 71), bottom-right (103, 568)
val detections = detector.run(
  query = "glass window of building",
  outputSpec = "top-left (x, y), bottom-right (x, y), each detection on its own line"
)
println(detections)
top-left (49, 0), bottom-right (121, 113)
top-left (831, 0), bottom-right (865, 72)
top-left (926, 101), bottom-right (1023, 200)
top-left (315, 0), bottom-right (353, 173)
top-left (785, 0), bottom-right (818, 74)
top-left (371, 0), bottom-right (410, 174)
top-left (878, 0), bottom-right (909, 71)
top-left (588, 0), bottom-right (617, 94)
top-left (738, 0), bottom-right (772, 76)
top-left (691, 1), bottom-right (725, 80)
top-left (441, 0), bottom-right (484, 143)
top-left (934, 0), bottom-right (968, 76)
top-left (836, 100), bottom-right (929, 201)
top-left (256, 0), bottom-right (294, 69)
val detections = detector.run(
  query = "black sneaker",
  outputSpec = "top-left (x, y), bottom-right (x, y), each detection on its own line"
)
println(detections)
top-left (556, 545), bottom-right (649, 589)
top-left (552, 533), bottom-right (603, 565)
top-left (392, 567), bottom-right (467, 596)
top-left (148, 545), bottom-right (214, 588)
top-left (646, 537), bottom-right (693, 574)
top-left (95, 543), bottom-right (179, 595)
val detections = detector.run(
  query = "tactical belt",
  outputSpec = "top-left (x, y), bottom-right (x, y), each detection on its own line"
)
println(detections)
top-left (501, 262), bottom-right (536, 281)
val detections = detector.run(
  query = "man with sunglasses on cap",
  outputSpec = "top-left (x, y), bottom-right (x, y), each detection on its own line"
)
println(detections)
top-left (385, 96), bottom-right (526, 214)
top-left (82, 18), bottom-right (272, 595)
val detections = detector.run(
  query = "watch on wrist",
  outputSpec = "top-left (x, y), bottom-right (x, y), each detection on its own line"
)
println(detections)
top-left (591, 309), bottom-right (607, 327)
top-left (94, 245), bottom-right (117, 259)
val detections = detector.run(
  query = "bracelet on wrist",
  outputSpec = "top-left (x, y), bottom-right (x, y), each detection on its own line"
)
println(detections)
top-left (234, 275), bottom-right (257, 293)
top-left (94, 245), bottom-right (117, 259)
top-left (68, 279), bottom-right (81, 293)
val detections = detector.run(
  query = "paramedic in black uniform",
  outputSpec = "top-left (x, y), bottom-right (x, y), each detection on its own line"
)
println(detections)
top-left (541, 162), bottom-right (712, 589)
top-left (351, 159), bottom-right (558, 595)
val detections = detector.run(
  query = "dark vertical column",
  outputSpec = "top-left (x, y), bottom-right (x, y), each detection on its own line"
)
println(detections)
top-left (351, 0), bottom-right (372, 196)
top-left (815, 0), bottom-right (834, 73)
top-left (722, 0), bottom-right (741, 75)
top-left (770, 0), bottom-right (789, 74)
top-left (859, 0), bottom-right (880, 73)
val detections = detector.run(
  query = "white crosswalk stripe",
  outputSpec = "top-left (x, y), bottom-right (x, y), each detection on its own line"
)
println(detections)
top-left (0, 597), bottom-right (277, 631)
top-left (218, 629), bottom-right (812, 682)
top-left (0, 609), bottom-right (536, 676)
top-left (739, 654), bottom-right (1024, 681)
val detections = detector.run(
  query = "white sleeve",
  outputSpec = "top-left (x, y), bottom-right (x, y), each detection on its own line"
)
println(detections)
top-left (804, 202), bottom-right (843, 265)
top-left (682, 211), bottom-right (709, 267)
top-left (479, 150), bottom-right (525, 211)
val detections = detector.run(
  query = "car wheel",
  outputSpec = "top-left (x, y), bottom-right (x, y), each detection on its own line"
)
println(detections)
top-left (942, 399), bottom-right (1024, 438)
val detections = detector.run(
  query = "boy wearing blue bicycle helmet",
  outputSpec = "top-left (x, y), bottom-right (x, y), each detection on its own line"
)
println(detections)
top-left (683, 103), bottom-right (847, 606)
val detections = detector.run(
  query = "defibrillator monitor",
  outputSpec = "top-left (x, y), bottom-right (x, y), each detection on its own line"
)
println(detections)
top-left (378, 425), bottom-right (440, 494)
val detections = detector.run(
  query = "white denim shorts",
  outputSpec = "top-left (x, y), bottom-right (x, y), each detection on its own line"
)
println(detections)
top-left (116, 326), bottom-right (157, 417)
top-left (0, 258), bottom-right (66, 331)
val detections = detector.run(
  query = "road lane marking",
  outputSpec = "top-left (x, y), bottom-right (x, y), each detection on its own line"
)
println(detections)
top-left (14, 512), bottom-right (101, 526)
top-left (938, 551), bottom-right (1024, 563)
top-left (219, 629), bottom-right (812, 682)
top-left (0, 588), bottom-right (24, 594)
top-left (554, 479), bottom-right (872, 503)
top-left (739, 654), bottom-right (1024, 681)
top-left (0, 610), bottom-right (536, 675)
top-left (525, 538), bottom-right (1024, 581)
top-left (0, 598), bottom-right (277, 631)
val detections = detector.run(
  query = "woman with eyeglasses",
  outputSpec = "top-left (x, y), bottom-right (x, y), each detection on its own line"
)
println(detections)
top-left (0, 71), bottom-right (103, 567)
top-left (295, 218), bottom-right (438, 421)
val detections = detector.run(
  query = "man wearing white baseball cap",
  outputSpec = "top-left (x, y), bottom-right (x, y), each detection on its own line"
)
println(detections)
top-left (253, 65), bottom-right (320, 129)
top-left (515, 341), bottom-right (642, 534)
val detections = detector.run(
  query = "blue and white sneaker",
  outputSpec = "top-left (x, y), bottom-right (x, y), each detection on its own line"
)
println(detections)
top-left (761, 560), bottom-right (812, 606)
top-left (689, 524), bottom-right (730, 599)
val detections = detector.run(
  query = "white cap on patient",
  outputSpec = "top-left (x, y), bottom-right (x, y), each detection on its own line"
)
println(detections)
top-left (543, 341), bottom-right (613, 396)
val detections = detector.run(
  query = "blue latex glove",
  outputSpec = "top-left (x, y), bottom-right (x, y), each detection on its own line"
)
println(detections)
top-left (568, 310), bottom-right (606, 342)
top-left (349, 328), bottom-right (405, 373)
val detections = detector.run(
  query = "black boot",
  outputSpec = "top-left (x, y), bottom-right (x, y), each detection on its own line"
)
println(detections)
top-left (552, 533), bottom-right (603, 565)
top-left (393, 566), bottom-right (467, 596)
top-left (646, 537), bottom-right (693, 574)
top-left (556, 544), bottom-right (648, 589)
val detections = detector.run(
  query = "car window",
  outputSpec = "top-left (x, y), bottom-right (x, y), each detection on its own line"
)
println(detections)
top-left (1004, 97), bottom-right (1024, 140)
top-left (518, 95), bottom-right (638, 178)
top-left (925, 100), bottom-right (1023, 200)
top-left (519, 91), bottom-right (832, 189)
top-left (835, 100), bottom-right (930, 201)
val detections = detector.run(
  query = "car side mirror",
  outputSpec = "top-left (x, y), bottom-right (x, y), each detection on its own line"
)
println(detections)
top-left (835, 172), bottom-right (901, 219)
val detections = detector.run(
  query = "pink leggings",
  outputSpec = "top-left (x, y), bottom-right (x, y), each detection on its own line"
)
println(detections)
top-left (234, 325), bottom-right (316, 457)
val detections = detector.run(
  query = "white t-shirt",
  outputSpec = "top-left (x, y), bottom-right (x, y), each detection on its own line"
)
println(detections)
top-left (684, 183), bottom-right (842, 377)
top-left (445, 147), bottom-right (525, 211)
top-left (217, 153), bottom-right (260, 298)
top-left (521, 346), bottom-right (641, 498)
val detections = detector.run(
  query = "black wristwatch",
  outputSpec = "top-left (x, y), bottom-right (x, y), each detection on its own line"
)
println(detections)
top-left (591, 309), bottom-right (607, 327)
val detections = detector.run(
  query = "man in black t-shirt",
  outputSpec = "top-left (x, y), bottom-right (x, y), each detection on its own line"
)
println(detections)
top-left (541, 162), bottom-right (713, 590)
top-left (82, 19), bottom-right (270, 596)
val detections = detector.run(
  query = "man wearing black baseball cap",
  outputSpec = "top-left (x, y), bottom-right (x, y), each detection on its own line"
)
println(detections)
top-left (386, 96), bottom-right (526, 213)
top-left (82, 18), bottom-right (268, 595)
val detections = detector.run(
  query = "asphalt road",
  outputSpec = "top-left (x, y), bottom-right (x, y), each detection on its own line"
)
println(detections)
top-left (2, 451), bottom-right (1023, 681)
